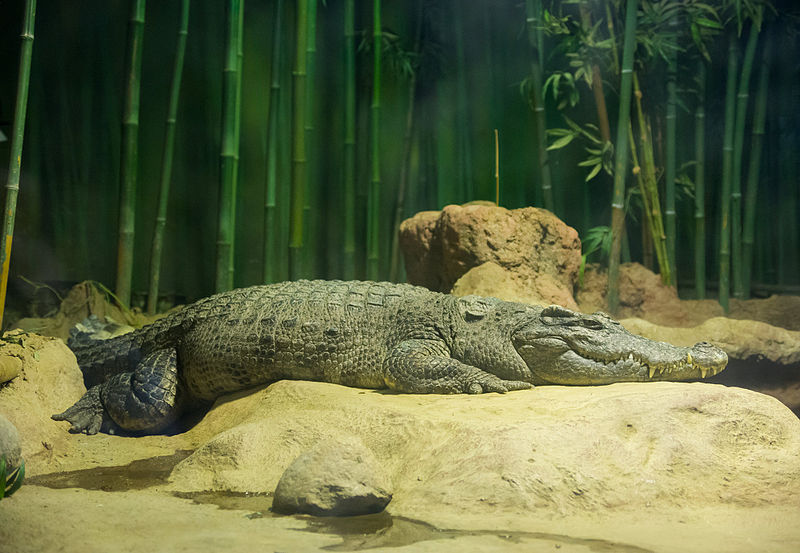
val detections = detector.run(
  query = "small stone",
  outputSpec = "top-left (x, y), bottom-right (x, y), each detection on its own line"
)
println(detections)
top-left (272, 436), bottom-right (392, 517)
top-left (0, 413), bottom-right (22, 471)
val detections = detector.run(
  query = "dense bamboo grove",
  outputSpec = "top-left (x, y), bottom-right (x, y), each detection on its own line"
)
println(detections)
top-left (0, 0), bottom-right (798, 314)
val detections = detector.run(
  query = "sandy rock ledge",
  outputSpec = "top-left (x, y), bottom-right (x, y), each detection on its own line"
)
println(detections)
top-left (170, 380), bottom-right (800, 523)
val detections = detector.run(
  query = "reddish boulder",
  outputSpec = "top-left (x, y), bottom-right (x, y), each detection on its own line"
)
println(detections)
top-left (400, 204), bottom-right (581, 306)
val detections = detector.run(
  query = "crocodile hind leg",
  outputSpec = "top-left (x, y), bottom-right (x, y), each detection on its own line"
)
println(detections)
top-left (383, 339), bottom-right (533, 394)
top-left (53, 347), bottom-right (182, 434)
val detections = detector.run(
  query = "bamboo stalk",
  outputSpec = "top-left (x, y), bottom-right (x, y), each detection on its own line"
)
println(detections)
top-left (289, 0), bottom-right (308, 280)
top-left (342, 0), bottom-right (356, 280)
top-left (229, 0), bottom-right (244, 286)
top-left (263, 0), bottom-right (284, 284)
top-left (718, 35), bottom-right (738, 312)
top-left (633, 73), bottom-right (671, 286)
top-left (0, 0), bottom-right (36, 327)
top-left (389, 0), bottom-right (424, 283)
top-left (664, 21), bottom-right (678, 287)
top-left (742, 35), bottom-right (770, 297)
top-left (147, 0), bottom-right (190, 314)
top-left (577, 2), bottom-right (610, 233)
top-left (731, 23), bottom-right (759, 299)
top-left (302, 0), bottom-right (317, 277)
top-left (694, 60), bottom-right (707, 299)
top-left (366, 0), bottom-right (382, 280)
top-left (454, 0), bottom-right (473, 201)
top-left (115, 0), bottom-right (146, 307)
top-left (526, 0), bottom-right (554, 211)
top-left (216, 0), bottom-right (242, 292)
top-left (495, 129), bottom-right (500, 206)
top-left (607, 0), bottom-right (637, 314)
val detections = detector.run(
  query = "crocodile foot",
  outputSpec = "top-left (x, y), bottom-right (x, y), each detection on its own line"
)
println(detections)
top-left (466, 375), bottom-right (533, 394)
top-left (52, 385), bottom-right (117, 435)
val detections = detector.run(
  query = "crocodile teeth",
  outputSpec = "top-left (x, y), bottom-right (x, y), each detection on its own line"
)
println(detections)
top-left (648, 365), bottom-right (655, 379)
top-left (700, 367), bottom-right (708, 378)
top-left (687, 352), bottom-right (693, 364)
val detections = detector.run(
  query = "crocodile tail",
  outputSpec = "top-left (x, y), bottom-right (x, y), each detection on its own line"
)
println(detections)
top-left (68, 316), bottom-right (139, 388)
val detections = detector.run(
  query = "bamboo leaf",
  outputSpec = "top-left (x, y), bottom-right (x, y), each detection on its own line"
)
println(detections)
top-left (695, 17), bottom-right (723, 29)
top-left (546, 128), bottom-right (574, 137)
top-left (577, 157), bottom-right (601, 167)
top-left (585, 162), bottom-right (602, 182)
top-left (547, 133), bottom-right (577, 150)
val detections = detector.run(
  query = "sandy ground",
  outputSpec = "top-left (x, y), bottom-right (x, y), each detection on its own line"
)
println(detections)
top-left (3, 480), bottom-right (799, 552)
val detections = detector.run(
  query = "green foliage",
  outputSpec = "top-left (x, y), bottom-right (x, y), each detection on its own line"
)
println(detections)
top-left (578, 225), bottom-right (612, 287)
top-left (358, 28), bottom-right (419, 82)
top-left (542, 71), bottom-right (580, 110)
top-left (0, 455), bottom-right (25, 499)
top-left (546, 116), bottom-right (612, 182)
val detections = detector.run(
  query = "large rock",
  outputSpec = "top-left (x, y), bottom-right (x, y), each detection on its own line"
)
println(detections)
top-left (272, 435), bottom-right (392, 516)
top-left (169, 380), bottom-right (800, 527)
top-left (621, 317), bottom-right (800, 367)
top-left (0, 332), bottom-right (86, 474)
top-left (400, 204), bottom-right (581, 308)
top-left (451, 262), bottom-right (577, 308)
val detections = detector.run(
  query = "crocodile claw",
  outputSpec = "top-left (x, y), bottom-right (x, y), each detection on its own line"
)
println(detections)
top-left (52, 385), bottom-right (115, 435)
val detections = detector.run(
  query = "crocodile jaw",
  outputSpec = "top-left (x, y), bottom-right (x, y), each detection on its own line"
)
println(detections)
top-left (524, 346), bottom-right (728, 385)
top-left (511, 305), bottom-right (728, 385)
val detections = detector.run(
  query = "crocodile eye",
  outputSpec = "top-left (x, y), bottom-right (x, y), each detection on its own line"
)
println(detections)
top-left (541, 305), bottom-right (580, 326)
top-left (581, 318), bottom-right (605, 329)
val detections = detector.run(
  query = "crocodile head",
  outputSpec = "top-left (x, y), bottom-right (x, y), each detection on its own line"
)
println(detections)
top-left (512, 305), bottom-right (728, 384)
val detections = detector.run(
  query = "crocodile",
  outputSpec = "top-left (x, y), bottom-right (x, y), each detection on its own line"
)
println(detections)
top-left (52, 280), bottom-right (728, 435)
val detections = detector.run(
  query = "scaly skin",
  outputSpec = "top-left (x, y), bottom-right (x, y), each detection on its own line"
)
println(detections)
top-left (52, 280), bottom-right (728, 435)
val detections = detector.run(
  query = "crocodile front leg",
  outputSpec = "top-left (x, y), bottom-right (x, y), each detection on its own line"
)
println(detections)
top-left (53, 347), bottom-right (182, 434)
top-left (383, 339), bottom-right (533, 394)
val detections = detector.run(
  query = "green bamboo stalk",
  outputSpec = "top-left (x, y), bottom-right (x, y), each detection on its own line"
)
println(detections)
top-left (216, 0), bottom-right (242, 292)
top-left (633, 73), bottom-right (671, 286)
top-left (115, 0), bottom-right (146, 307)
top-left (288, 0), bottom-right (308, 280)
top-left (584, 62), bottom-right (612, 235)
top-left (342, 0), bottom-right (356, 280)
top-left (454, 0), bottom-right (473, 201)
top-left (366, 0), bottom-right (382, 280)
top-left (741, 35), bottom-right (770, 296)
top-left (577, 3), bottom-right (611, 234)
top-left (731, 23), bottom-right (759, 299)
top-left (302, 0), bottom-right (317, 278)
top-left (0, 0), bottom-right (36, 326)
top-left (229, 0), bottom-right (244, 286)
top-left (526, 0), bottom-right (554, 212)
top-left (389, 0), bottom-right (424, 283)
top-left (664, 23), bottom-right (678, 288)
top-left (718, 35), bottom-right (738, 312)
top-left (607, 0), bottom-right (637, 314)
top-left (263, 0), bottom-right (284, 284)
top-left (694, 60), bottom-right (707, 299)
top-left (147, 0), bottom-right (190, 314)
